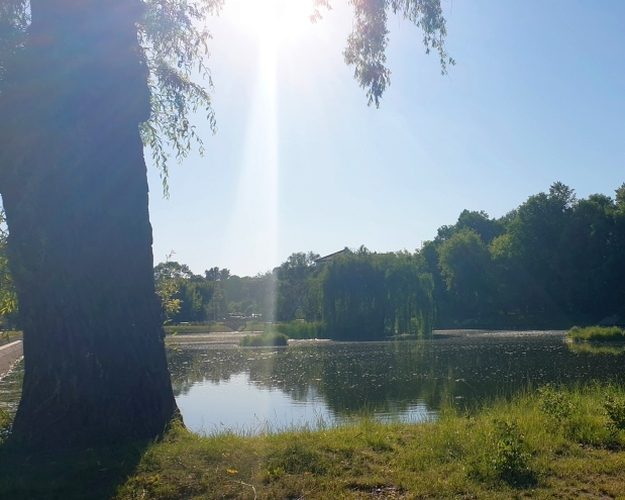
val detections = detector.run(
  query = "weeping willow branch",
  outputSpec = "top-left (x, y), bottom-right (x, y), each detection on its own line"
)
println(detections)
top-left (1, 0), bottom-right (451, 192)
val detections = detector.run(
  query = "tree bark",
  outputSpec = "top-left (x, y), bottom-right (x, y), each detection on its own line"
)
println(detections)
top-left (0, 0), bottom-right (178, 448)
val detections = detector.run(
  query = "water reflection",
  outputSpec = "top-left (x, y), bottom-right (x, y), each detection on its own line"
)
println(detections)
top-left (167, 333), bottom-right (625, 434)
top-left (566, 341), bottom-right (625, 356)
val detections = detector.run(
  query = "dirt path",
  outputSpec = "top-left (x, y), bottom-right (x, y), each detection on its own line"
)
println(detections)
top-left (0, 340), bottom-right (22, 378)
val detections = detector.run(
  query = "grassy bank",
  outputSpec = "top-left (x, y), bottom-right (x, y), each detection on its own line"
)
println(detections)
top-left (568, 325), bottom-right (625, 342)
top-left (4, 385), bottom-right (625, 498)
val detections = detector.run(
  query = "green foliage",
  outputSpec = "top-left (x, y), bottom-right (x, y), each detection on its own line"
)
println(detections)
top-left (0, 210), bottom-right (16, 318)
top-left (154, 260), bottom-right (222, 324)
top-left (155, 179), bottom-right (625, 334)
top-left (0, 408), bottom-right (10, 445)
top-left (265, 442), bottom-right (327, 476)
top-left (275, 321), bottom-right (325, 339)
top-left (438, 229), bottom-right (491, 296)
top-left (568, 326), bottom-right (625, 343)
top-left (340, 0), bottom-right (453, 107)
top-left (240, 332), bottom-right (288, 347)
top-left (488, 419), bottom-right (536, 487)
top-left (320, 249), bottom-right (433, 340)
top-left (225, 272), bottom-right (276, 320)
top-left (538, 385), bottom-right (574, 421)
top-left (139, 0), bottom-right (223, 195)
top-left (604, 395), bottom-right (625, 433)
top-left (275, 252), bottom-right (321, 322)
top-left (421, 181), bottom-right (625, 329)
top-left (7, 386), bottom-right (625, 497)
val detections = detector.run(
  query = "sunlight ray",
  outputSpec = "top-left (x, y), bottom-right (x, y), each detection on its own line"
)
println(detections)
top-left (222, 23), bottom-right (279, 322)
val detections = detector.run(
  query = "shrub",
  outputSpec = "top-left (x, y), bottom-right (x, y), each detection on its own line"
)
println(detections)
top-left (604, 395), bottom-right (625, 433)
top-left (240, 332), bottom-right (288, 347)
top-left (488, 419), bottom-right (537, 487)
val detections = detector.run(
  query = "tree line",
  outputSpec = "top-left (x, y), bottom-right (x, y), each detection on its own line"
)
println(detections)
top-left (2, 181), bottom-right (624, 338)
top-left (428, 182), bottom-right (625, 328)
top-left (151, 181), bottom-right (625, 335)
top-left (152, 248), bottom-right (434, 340)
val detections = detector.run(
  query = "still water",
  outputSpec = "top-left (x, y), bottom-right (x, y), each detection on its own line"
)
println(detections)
top-left (3, 332), bottom-right (625, 435)
top-left (168, 331), bottom-right (625, 434)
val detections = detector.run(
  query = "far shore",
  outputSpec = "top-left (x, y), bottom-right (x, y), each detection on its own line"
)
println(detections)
top-left (164, 328), bottom-right (568, 348)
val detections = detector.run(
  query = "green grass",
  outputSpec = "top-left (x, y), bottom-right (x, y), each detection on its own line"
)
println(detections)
top-left (275, 321), bottom-right (326, 339)
top-left (5, 385), bottom-right (625, 498)
top-left (164, 322), bottom-right (232, 335)
top-left (240, 332), bottom-right (288, 347)
top-left (567, 325), bottom-right (625, 343)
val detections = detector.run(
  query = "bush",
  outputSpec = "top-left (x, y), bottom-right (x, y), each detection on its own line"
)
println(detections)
top-left (240, 332), bottom-right (288, 347)
top-left (490, 419), bottom-right (537, 487)
top-left (538, 385), bottom-right (573, 421)
top-left (604, 395), bottom-right (625, 433)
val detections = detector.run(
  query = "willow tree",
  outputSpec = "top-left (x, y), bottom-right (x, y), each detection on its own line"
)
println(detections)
top-left (0, 0), bottom-right (450, 448)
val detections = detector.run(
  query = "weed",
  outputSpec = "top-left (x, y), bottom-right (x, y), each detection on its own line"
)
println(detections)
top-left (538, 385), bottom-right (573, 420)
top-left (604, 395), bottom-right (625, 433)
top-left (489, 419), bottom-right (537, 487)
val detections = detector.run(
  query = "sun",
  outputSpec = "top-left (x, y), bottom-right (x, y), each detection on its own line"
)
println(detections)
top-left (229, 0), bottom-right (315, 45)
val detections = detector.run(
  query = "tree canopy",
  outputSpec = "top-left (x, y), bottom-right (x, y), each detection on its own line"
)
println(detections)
top-left (160, 182), bottom-right (625, 334)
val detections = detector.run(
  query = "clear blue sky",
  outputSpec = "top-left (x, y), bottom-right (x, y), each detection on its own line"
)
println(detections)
top-left (147, 0), bottom-right (625, 277)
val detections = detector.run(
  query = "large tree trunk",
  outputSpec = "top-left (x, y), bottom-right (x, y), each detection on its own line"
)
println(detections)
top-left (0, 0), bottom-right (178, 448)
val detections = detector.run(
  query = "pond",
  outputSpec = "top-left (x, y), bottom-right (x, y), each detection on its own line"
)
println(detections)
top-left (167, 331), bottom-right (625, 434)
top-left (3, 331), bottom-right (625, 435)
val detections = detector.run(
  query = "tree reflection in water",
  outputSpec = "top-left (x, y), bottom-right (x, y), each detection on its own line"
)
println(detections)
top-left (167, 334), bottom-right (625, 430)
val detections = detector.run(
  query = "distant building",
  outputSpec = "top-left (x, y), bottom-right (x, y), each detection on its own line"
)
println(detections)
top-left (314, 248), bottom-right (350, 265)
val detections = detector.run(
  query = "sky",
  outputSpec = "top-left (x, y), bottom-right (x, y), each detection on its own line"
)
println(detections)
top-left (146, 0), bottom-right (625, 277)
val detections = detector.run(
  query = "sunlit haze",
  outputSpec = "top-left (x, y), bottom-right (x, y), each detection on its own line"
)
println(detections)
top-left (147, 1), bottom-right (625, 276)
top-left (229, 0), bottom-right (316, 44)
